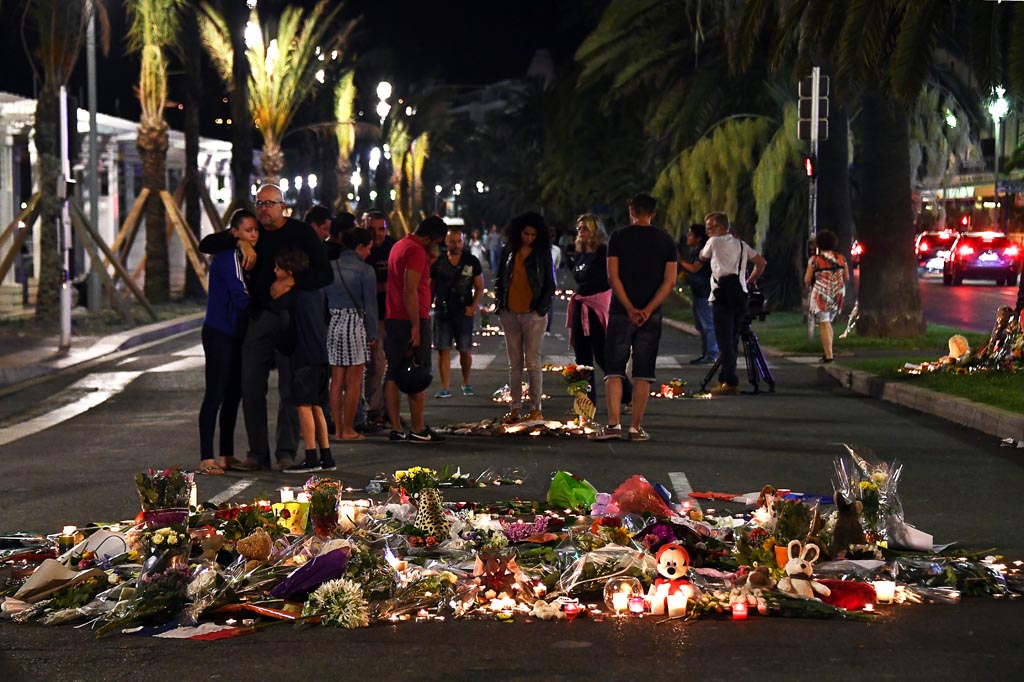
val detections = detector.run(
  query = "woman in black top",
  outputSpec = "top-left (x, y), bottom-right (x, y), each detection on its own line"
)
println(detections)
top-left (568, 214), bottom-right (632, 408)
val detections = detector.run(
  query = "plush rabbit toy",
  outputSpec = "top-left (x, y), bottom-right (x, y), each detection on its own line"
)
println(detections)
top-left (776, 540), bottom-right (831, 600)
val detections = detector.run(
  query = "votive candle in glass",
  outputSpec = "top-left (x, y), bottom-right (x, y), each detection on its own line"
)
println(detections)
top-left (732, 602), bottom-right (748, 620)
top-left (873, 580), bottom-right (896, 604)
top-left (628, 596), bottom-right (645, 616)
top-left (611, 591), bottom-right (629, 615)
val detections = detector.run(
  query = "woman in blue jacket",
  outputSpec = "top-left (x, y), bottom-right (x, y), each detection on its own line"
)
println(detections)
top-left (198, 209), bottom-right (258, 474)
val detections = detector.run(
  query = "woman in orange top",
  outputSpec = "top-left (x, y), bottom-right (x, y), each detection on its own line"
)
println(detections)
top-left (494, 212), bottom-right (556, 423)
top-left (804, 229), bottom-right (850, 363)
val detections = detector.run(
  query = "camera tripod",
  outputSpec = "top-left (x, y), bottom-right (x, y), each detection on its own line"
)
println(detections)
top-left (699, 319), bottom-right (776, 394)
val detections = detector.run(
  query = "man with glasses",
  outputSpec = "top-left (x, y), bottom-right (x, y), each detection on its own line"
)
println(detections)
top-left (200, 183), bottom-right (332, 471)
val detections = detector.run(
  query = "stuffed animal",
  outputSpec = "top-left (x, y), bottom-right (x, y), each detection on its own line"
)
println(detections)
top-left (414, 488), bottom-right (451, 539)
top-left (729, 565), bottom-right (776, 615)
top-left (650, 543), bottom-right (698, 597)
top-left (776, 540), bottom-right (830, 600)
top-left (529, 599), bottom-right (565, 621)
top-left (829, 491), bottom-right (867, 559)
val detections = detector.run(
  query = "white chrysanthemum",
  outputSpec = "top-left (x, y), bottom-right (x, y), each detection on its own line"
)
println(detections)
top-left (304, 578), bottom-right (369, 628)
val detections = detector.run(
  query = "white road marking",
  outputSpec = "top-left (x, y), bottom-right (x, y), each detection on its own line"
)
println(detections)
top-left (173, 343), bottom-right (204, 357)
top-left (544, 354), bottom-right (685, 369)
top-left (208, 478), bottom-right (255, 505)
top-left (0, 371), bottom-right (141, 447)
top-left (147, 356), bottom-right (205, 373)
top-left (669, 471), bottom-right (701, 512)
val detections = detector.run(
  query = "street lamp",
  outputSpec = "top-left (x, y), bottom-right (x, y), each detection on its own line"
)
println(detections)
top-left (988, 86), bottom-right (1009, 232)
top-left (434, 184), bottom-right (442, 214)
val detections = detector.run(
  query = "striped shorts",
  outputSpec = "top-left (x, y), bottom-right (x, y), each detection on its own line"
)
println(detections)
top-left (327, 308), bottom-right (369, 367)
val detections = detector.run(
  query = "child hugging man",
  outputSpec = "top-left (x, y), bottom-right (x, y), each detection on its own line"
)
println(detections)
top-left (271, 249), bottom-right (336, 474)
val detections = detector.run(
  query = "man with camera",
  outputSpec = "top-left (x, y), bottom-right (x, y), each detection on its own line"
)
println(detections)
top-left (699, 212), bottom-right (767, 396)
top-left (431, 227), bottom-right (484, 398)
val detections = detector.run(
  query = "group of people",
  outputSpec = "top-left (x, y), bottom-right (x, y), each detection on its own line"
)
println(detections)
top-left (196, 183), bottom-right (456, 476)
top-left (197, 182), bottom-right (826, 468)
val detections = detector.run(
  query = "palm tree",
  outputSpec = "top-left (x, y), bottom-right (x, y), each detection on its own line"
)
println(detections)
top-left (19, 0), bottom-right (108, 321)
top-left (334, 70), bottom-right (357, 210)
top-left (200, 0), bottom-right (355, 184)
top-left (125, 0), bottom-right (185, 304)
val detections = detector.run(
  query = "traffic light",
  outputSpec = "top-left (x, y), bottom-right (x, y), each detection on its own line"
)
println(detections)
top-left (797, 72), bottom-right (830, 141)
top-left (803, 155), bottom-right (816, 178)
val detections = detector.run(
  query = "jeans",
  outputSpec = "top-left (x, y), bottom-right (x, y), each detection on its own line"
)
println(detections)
top-left (712, 299), bottom-right (746, 387)
top-left (692, 294), bottom-right (718, 358)
top-left (499, 310), bottom-right (547, 411)
top-left (198, 325), bottom-right (242, 461)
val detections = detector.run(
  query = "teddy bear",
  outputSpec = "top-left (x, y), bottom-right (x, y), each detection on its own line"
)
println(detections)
top-left (729, 565), bottom-right (776, 615)
top-left (776, 540), bottom-right (831, 600)
top-left (650, 543), bottom-right (699, 598)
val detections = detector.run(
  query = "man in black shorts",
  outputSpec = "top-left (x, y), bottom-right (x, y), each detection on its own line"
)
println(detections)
top-left (593, 193), bottom-right (677, 442)
top-left (431, 227), bottom-right (483, 398)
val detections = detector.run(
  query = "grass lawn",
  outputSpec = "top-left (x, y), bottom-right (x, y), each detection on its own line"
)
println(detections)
top-left (665, 291), bottom-right (1021, 412)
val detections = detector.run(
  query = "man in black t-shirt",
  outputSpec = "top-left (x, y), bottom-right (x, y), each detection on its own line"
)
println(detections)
top-left (593, 193), bottom-right (677, 443)
top-left (430, 227), bottom-right (484, 398)
top-left (362, 210), bottom-right (394, 426)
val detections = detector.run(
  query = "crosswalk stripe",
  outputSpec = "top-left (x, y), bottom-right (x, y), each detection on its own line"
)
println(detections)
top-left (668, 471), bottom-right (701, 512)
top-left (208, 478), bottom-right (255, 505)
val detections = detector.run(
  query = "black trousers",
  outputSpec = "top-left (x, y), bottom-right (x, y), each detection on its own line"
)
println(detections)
top-left (712, 299), bottom-right (746, 387)
top-left (198, 325), bottom-right (243, 461)
top-left (240, 309), bottom-right (299, 466)
top-left (570, 306), bottom-right (632, 404)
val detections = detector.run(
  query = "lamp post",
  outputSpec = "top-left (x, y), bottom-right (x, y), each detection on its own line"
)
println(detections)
top-left (434, 184), bottom-right (442, 215)
top-left (988, 86), bottom-right (1009, 232)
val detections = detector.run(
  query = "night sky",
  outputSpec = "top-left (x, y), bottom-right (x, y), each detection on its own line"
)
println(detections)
top-left (0, 0), bottom-right (597, 138)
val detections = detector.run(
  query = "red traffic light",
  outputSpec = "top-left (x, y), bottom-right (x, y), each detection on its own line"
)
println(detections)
top-left (803, 155), bottom-right (816, 178)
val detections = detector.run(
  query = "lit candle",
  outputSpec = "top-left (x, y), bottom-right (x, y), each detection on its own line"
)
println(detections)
top-left (279, 487), bottom-right (295, 503)
top-left (338, 502), bottom-right (356, 532)
top-left (628, 596), bottom-right (645, 616)
top-left (873, 580), bottom-right (896, 604)
top-left (189, 483), bottom-right (198, 508)
top-left (296, 492), bottom-right (310, 504)
top-left (863, 603), bottom-right (875, 612)
top-left (58, 526), bottom-right (77, 554)
top-left (645, 594), bottom-right (666, 616)
top-left (563, 602), bottom-right (581, 621)
top-left (732, 602), bottom-right (748, 620)
top-left (611, 591), bottom-right (629, 615)
top-left (666, 593), bottom-right (688, 618)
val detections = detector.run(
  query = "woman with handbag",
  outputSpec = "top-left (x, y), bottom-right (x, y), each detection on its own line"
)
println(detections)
top-left (804, 229), bottom-right (849, 363)
top-left (325, 228), bottom-right (378, 441)
top-left (699, 212), bottom-right (767, 396)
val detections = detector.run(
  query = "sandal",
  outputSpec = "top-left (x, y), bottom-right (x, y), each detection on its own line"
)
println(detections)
top-left (341, 433), bottom-right (366, 441)
top-left (198, 464), bottom-right (225, 475)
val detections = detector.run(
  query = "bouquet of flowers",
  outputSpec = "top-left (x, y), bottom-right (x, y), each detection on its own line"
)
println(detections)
top-left (833, 445), bottom-right (904, 537)
top-left (560, 364), bottom-right (593, 396)
top-left (306, 478), bottom-right (341, 538)
top-left (136, 467), bottom-right (193, 513)
top-left (393, 466), bottom-right (439, 497)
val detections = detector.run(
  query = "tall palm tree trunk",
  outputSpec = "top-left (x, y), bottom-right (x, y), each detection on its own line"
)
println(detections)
top-left (183, 3), bottom-right (204, 298)
top-left (139, 121), bottom-right (170, 303)
top-left (226, 0), bottom-right (252, 203)
top-left (260, 142), bottom-right (284, 185)
top-left (856, 88), bottom-right (925, 338)
top-left (33, 86), bottom-right (62, 321)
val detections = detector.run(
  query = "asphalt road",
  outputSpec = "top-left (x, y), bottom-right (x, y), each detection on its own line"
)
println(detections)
top-left (917, 271), bottom-right (1020, 332)
top-left (1, 293), bottom-right (1022, 681)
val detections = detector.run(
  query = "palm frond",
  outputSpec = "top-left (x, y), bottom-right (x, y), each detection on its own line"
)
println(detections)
top-left (125, 0), bottom-right (186, 54)
top-left (198, 2), bottom-right (233, 88)
top-left (21, 0), bottom-right (97, 86)
top-left (891, 0), bottom-right (949, 101)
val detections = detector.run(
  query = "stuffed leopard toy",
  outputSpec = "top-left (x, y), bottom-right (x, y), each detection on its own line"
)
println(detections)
top-left (414, 488), bottom-right (451, 539)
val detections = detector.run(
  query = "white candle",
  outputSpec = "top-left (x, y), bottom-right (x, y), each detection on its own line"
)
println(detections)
top-left (873, 580), bottom-right (896, 603)
top-left (666, 593), bottom-right (688, 618)
top-left (189, 483), bottom-right (198, 508)
top-left (280, 487), bottom-right (295, 503)
top-left (296, 492), bottom-right (310, 503)
top-left (338, 502), bottom-right (356, 531)
top-left (645, 594), bottom-right (666, 615)
top-left (611, 592), bottom-right (629, 614)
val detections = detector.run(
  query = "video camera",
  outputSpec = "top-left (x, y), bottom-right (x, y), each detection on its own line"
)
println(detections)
top-left (745, 286), bottom-right (768, 323)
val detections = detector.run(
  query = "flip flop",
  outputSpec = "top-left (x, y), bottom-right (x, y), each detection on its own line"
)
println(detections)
top-left (198, 465), bottom-right (225, 476)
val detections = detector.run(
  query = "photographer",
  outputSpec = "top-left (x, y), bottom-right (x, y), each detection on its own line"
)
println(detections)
top-left (699, 212), bottom-right (766, 396)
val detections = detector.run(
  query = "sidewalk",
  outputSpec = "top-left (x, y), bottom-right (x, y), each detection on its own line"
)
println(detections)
top-left (1, 307), bottom-right (1020, 442)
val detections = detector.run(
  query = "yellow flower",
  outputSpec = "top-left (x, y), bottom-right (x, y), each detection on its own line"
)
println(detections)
top-left (763, 537), bottom-right (776, 552)
top-left (394, 470), bottom-right (408, 481)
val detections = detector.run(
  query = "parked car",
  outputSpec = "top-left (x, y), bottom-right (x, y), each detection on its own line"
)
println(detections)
top-left (914, 229), bottom-right (959, 272)
top-left (942, 232), bottom-right (1021, 286)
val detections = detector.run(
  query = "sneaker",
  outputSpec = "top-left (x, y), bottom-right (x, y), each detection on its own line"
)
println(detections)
top-left (410, 428), bottom-right (445, 443)
top-left (524, 409), bottom-right (544, 421)
top-left (435, 389), bottom-right (452, 399)
top-left (389, 429), bottom-right (409, 442)
top-left (696, 356), bottom-right (718, 365)
top-left (284, 458), bottom-right (322, 474)
top-left (688, 356), bottom-right (705, 365)
top-left (320, 457), bottom-right (337, 472)
top-left (629, 426), bottom-right (650, 442)
top-left (621, 403), bottom-right (632, 415)
top-left (709, 383), bottom-right (740, 396)
top-left (274, 456), bottom-right (295, 472)
top-left (461, 384), bottom-right (475, 396)
top-left (501, 409), bottom-right (521, 425)
top-left (590, 424), bottom-right (622, 441)
top-left (229, 457), bottom-right (269, 472)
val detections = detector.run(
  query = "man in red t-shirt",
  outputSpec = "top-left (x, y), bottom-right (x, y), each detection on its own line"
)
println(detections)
top-left (384, 216), bottom-right (448, 442)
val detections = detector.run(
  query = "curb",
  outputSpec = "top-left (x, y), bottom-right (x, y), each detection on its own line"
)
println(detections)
top-left (664, 315), bottom-right (1024, 442)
